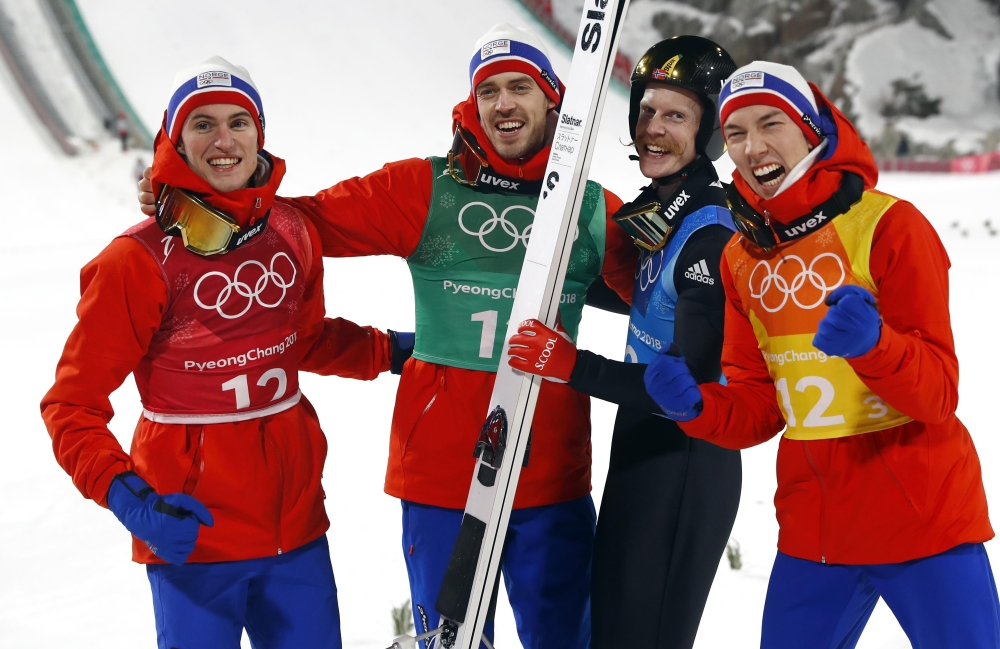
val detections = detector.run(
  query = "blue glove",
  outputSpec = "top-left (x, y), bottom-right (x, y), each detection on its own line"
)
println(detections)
top-left (389, 330), bottom-right (415, 375)
top-left (106, 471), bottom-right (213, 565)
top-left (813, 285), bottom-right (881, 358)
top-left (644, 344), bottom-right (704, 421)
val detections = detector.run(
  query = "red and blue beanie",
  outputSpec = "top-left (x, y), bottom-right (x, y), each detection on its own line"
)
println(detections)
top-left (719, 61), bottom-right (835, 149)
top-left (165, 56), bottom-right (265, 149)
top-left (470, 23), bottom-right (561, 105)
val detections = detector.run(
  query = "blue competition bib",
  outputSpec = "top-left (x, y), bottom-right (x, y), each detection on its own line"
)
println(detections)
top-left (624, 205), bottom-right (735, 364)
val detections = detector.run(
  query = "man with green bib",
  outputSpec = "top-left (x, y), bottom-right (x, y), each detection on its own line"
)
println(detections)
top-left (290, 24), bottom-right (636, 648)
top-left (136, 24), bottom-right (635, 648)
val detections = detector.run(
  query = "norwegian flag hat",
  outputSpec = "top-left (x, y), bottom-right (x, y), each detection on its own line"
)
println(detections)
top-left (470, 23), bottom-right (561, 105)
top-left (719, 61), bottom-right (827, 147)
top-left (165, 56), bottom-right (265, 148)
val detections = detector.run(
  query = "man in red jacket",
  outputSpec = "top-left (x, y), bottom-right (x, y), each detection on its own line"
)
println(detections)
top-left (643, 60), bottom-right (999, 647)
top-left (43, 57), bottom-right (405, 649)
top-left (284, 25), bottom-right (636, 648)
top-left (142, 23), bottom-right (635, 649)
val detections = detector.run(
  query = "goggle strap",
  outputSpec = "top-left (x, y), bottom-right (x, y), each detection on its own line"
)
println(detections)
top-left (155, 185), bottom-right (270, 256)
top-left (223, 209), bottom-right (270, 253)
top-left (726, 172), bottom-right (865, 251)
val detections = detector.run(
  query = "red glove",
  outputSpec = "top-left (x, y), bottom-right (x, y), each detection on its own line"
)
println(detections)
top-left (507, 318), bottom-right (577, 383)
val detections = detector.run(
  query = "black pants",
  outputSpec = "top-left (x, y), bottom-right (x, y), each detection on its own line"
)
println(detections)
top-left (592, 409), bottom-right (742, 649)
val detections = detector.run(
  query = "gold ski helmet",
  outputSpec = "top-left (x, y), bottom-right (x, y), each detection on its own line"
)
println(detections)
top-left (629, 36), bottom-right (738, 161)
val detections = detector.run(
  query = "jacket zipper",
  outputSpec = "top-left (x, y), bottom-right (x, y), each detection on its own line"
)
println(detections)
top-left (872, 435), bottom-right (920, 515)
top-left (182, 426), bottom-right (206, 495)
top-left (262, 419), bottom-right (285, 555)
top-left (404, 372), bottom-right (447, 454)
top-left (802, 442), bottom-right (827, 564)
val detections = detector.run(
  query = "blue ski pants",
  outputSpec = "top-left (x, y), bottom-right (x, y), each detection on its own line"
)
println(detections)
top-left (146, 535), bottom-right (341, 649)
top-left (401, 496), bottom-right (596, 649)
top-left (762, 543), bottom-right (1000, 649)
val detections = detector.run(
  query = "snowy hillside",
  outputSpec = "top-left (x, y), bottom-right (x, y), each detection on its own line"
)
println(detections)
top-left (545, 0), bottom-right (1000, 157)
top-left (1, 2), bottom-right (998, 649)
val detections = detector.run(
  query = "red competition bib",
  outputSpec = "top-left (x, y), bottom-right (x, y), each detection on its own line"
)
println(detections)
top-left (123, 203), bottom-right (313, 423)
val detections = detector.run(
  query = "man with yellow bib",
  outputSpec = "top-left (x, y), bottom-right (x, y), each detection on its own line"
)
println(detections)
top-left (643, 61), bottom-right (1000, 648)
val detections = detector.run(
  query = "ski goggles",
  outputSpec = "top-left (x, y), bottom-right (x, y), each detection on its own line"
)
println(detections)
top-left (613, 201), bottom-right (672, 251)
top-left (156, 185), bottom-right (261, 256)
top-left (725, 173), bottom-right (865, 252)
top-left (725, 183), bottom-right (782, 252)
top-left (447, 126), bottom-right (490, 187)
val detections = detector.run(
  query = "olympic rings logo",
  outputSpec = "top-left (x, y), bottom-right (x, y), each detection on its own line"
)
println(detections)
top-left (457, 201), bottom-right (578, 253)
top-left (748, 253), bottom-right (845, 313)
top-left (458, 202), bottom-right (534, 252)
top-left (636, 248), bottom-right (664, 292)
top-left (194, 252), bottom-right (297, 320)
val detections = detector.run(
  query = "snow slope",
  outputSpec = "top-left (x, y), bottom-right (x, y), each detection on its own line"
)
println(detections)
top-left (0, 2), bottom-right (997, 648)
top-left (847, 0), bottom-right (1000, 154)
top-left (0, 0), bottom-right (105, 142)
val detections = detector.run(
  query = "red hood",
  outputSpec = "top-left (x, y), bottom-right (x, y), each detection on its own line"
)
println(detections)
top-left (150, 125), bottom-right (284, 229)
top-left (730, 83), bottom-right (878, 224)
top-left (452, 93), bottom-right (552, 182)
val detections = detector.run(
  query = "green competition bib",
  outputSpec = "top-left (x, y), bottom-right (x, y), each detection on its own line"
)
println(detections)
top-left (407, 157), bottom-right (607, 371)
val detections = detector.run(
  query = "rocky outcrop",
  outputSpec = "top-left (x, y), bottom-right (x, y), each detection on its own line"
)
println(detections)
top-left (543, 0), bottom-right (1000, 156)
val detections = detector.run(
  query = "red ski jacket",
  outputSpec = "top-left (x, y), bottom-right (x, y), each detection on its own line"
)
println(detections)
top-left (281, 96), bottom-right (637, 509)
top-left (41, 136), bottom-right (392, 563)
top-left (680, 86), bottom-right (993, 564)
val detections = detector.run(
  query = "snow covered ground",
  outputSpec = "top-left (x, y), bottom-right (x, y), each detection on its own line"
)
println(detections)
top-left (1, 1), bottom-right (998, 648)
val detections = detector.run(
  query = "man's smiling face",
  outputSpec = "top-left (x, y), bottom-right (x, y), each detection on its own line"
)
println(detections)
top-left (634, 83), bottom-right (702, 179)
top-left (177, 103), bottom-right (259, 193)
top-left (723, 104), bottom-right (813, 199)
top-left (476, 72), bottom-right (556, 161)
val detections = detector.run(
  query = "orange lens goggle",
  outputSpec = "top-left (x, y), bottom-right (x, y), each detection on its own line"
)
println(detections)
top-left (156, 185), bottom-right (242, 256)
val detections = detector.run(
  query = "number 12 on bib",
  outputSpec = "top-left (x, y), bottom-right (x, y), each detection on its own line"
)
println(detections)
top-left (387, 2), bottom-right (630, 648)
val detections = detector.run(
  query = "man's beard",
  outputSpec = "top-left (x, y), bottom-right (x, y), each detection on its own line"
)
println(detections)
top-left (489, 119), bottom-right (546, 160)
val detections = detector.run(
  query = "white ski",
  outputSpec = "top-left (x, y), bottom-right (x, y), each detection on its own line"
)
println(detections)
top-left (388, 2), bottom-right (630, 648)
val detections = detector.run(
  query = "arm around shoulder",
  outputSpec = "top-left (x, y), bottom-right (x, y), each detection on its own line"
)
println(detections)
top-left (294, 214), bottom-right (393, 380)
top-left (278, 158), bottom-right (433, 258)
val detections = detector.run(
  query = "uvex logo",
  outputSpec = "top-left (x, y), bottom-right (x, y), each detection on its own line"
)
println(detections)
top-left (801, 113), bottom-right (823, 138)
top-left (783, 211), bottom-right (827, 239)
top-left (236, 222), bottom-right (265, 246)
top-left (478, 171), bottom-right (520, 191)
top-left (540, 68), bottom-right (558, 91)
top-left (663, 191), bottom-right (690, 220)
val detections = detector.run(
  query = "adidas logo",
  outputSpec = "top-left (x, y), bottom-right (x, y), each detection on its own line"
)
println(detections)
top-left (684, 259), bottom-right (715, 285)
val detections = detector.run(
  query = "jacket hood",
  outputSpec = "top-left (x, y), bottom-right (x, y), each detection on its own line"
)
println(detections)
top-left (729, 83), bottom-right (878, 224)
top-left (150, 124), bottom-right (284, 229)
top-left (452, 93), bottom-right (553, 182)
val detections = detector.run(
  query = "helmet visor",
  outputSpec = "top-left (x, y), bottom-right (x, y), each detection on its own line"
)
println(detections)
top-left (613, 201), bottom-right (672, 251)
top-left (156, 185), bottom-right (240, 256)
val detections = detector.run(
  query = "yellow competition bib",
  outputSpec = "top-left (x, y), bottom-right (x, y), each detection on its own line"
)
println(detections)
top-left (726, 191), bottom-right (912, 440)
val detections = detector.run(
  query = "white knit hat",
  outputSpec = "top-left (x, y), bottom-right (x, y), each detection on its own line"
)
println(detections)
top-left (165, 56), bottom-right (265, 148)
top-left (719, 61), bottom-right (824, 146)
top-left (469, 23), bottom-right (561, 104)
